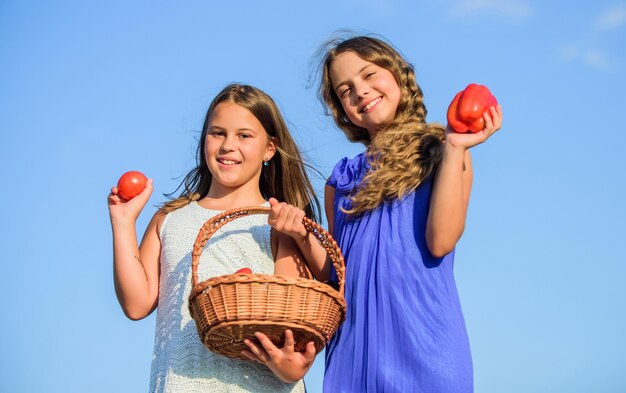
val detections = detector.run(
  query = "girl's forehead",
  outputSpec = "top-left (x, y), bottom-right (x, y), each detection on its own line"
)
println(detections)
top-left (331, 51), bottom-right (371, 70)
top-left (329, 52), bottom-right (376, 84)
top-left (211, 102), bottom-right (249, 119)
top-left (209, 102), bottom-right (264, 131)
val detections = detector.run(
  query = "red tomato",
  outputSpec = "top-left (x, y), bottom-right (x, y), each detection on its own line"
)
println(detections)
top-left (234, 268), bottom-right (252, 274)
top-left (117, 171), bottom-right (147, 200)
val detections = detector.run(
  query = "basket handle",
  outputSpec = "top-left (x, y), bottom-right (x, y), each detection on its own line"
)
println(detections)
top-left (191, 206), bottom-right (346, 296)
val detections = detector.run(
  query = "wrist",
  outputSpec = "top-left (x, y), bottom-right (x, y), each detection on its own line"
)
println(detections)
top-left (271, 367), bottom-right (302, 384)
top-left (110, 214), bottom-right (137, 228)
top-left (443, 139), bottom-right (467, 154)
top-left (442, 142), bottom-right (467, 163)
top-left (293, 232), bottom-right (309, 248)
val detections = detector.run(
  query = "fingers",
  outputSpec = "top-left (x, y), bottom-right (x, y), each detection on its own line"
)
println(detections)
top-left (135, 178), bottom-right (154, 201)
top-left (108, 188), bottom-right (120, 204)
top-left (483, 110), bottom-right (494, 131)
top-left (282, 208), bottom-right (305, 231)
top-left (480, 105), bottom-right (503, 138)
top-left (241, 349), bottom-right (262, 362)
top-left (283, 329), bottom-right (295, 352)
top-left (485, 106), bottom-right (502, 129)
top-left (244, 338), bottom-right (271, 363)
top-left (268, 201), bottom-right (286, 229)
top-left (255, 332), bottom-right (281, 357)
top-left (268, 201), bottom-right (307, 239)
top-left (269, 200), bottom-right (285, 220)
top-left (302, 341), bottom-right (317, 363)
top-left (124, 178), bottom-right (153, 208)
top-left (493, 105), bottom-right (503, 129)
top-left (244, 331), bottom-right (297, 362)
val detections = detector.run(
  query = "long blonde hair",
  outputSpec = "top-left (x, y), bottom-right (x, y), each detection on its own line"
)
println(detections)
top-left (319, 36), bottom-right (445, 215)
top-left (162, 84), bottom-right (321, 222)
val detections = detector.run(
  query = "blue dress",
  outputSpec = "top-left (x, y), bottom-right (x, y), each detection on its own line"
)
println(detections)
top-left (323, 152), bottom-right (473, 393)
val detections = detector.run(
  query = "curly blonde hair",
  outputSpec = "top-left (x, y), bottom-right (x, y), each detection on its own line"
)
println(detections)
top-left (162, 84), bottom-right (321, 222)
top-left (319, 36), bottom-right (445, 215)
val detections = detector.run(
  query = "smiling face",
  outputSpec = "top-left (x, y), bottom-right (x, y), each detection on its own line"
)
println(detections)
top-left (329, 51), bottom-right (402, 138)
top-left (204, 101), bottom-right (275, 197)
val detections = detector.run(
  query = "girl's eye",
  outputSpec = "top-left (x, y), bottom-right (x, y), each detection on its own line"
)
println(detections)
top-left (340, 88), bottom-right (351, 97)
top-left (364, 72), bottom-right (375, 79)
top-left (239, 134), bottom-right (251, 139)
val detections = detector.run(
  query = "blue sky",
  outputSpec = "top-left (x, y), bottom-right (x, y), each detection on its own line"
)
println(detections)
top-left (1, 1), bottom-right (625, 392)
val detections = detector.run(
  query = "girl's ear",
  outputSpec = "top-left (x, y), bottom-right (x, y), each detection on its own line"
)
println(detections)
top-left (265, 136), bottom-right (277, 161)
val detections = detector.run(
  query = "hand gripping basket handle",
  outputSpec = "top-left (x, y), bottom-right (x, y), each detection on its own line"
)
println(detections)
top-left (191, 206), bottom-right (345, 296)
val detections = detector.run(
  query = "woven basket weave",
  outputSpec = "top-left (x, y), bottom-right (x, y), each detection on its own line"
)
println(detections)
top-left (188, 206), bottom-right (346, 360)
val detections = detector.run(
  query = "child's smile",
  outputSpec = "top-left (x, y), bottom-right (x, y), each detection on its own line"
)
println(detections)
top-left (359, 96), bottom-right (383, 113)
top-left (217, 157), bottom-right (242, 167)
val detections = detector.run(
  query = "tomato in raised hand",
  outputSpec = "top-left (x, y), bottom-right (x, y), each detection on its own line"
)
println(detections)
top-left (234, 268), bottom-right (252, 275)
top-left (447, 83), bottom-right (498, 133)
top-left (117, 171), bottom-right (148, 200)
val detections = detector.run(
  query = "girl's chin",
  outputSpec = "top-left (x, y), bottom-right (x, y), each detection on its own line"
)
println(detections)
top-left (358, 113), bottom-right (394, 130)
top-left (364, 120), bottom-right (388, 134)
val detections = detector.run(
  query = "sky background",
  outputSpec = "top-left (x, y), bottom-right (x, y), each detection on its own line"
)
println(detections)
top-left (1, 0), bottom-right (625, 392)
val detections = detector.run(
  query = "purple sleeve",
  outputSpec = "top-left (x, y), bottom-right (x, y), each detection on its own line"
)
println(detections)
top-left (326, 157), bottom-right (349, 188)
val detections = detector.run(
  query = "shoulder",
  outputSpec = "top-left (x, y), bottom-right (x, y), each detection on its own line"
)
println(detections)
top-left (150, 208), bottom-right (168, 237)
top-left (326, 151), bottom-right (368, 192)
top-left (154, 202), bottom-right (195, 238)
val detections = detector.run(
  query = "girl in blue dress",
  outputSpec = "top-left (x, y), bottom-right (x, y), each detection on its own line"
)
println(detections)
top-left (249, 36), bottom-right (503, 392)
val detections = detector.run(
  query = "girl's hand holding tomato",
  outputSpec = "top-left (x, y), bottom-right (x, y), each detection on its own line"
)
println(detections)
top-left (267, 197), bottom-right (308, 242)
top-left (108, 173), bottom-right (153, 224)
top-left (117, 171), bottom-right (148, 200)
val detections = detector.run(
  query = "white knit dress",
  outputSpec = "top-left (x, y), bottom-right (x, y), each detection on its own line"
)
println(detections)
top-left (149, 202), bottom-right (305, 393)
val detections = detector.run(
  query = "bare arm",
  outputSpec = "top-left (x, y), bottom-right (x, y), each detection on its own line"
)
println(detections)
top-left (426, 147), bottom-right (473, 257)
top-left (426, 105), bottom-right (502, 257)
top-left (272, 229), bottom-right (313, 279)
top-left (325, 184), bottom-right (335, 238)
top-left (108, 179), bottom-right (162, 320)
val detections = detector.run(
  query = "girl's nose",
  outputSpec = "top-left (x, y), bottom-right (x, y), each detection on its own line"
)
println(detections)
top-left (220, 135), bottom-right (236, 152)
top-left (353, 81), bottom-right (370, 100)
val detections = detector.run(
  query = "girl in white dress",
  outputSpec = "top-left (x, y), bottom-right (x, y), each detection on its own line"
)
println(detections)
top-left (107, 84), bottom-right (323, 392)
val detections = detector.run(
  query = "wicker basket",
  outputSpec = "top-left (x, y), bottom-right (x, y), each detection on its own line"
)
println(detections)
top-left (188, 206), bottom-right (346, 360)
